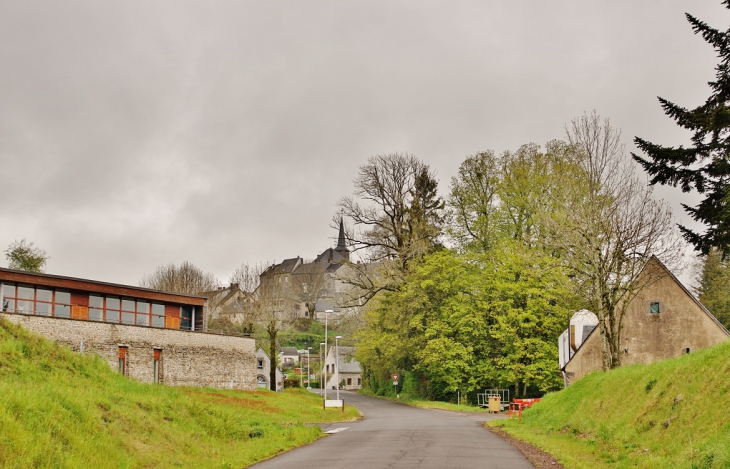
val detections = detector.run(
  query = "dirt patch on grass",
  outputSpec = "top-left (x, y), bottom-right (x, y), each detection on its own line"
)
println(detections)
top-left (182, 390), bottom-right (282, 414)
top-left (488, 426), bottom-right (565, 469)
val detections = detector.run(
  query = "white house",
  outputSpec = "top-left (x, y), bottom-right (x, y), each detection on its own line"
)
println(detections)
top-left (255, 347), bottom-right (285, 391)
top-left (558, 309), bottom-right (599, 370)
top-left (324, 346), bottom-right (362, 390)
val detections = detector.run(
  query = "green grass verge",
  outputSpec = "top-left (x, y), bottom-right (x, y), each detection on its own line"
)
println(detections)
top-left (0, 318), bottom-right (359, 468)
top-left (358, 388), bottom-right (490, 413)
top-left (489, 340), bottom-right (730, 469)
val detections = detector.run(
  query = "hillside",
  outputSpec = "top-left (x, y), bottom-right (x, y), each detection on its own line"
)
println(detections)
top-left (492, 340), bottom-right (730, 468)
top-left (0, 318), bottom-right (358, 468)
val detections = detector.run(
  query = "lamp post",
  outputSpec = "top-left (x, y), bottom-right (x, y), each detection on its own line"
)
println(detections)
top-left (307, 347), bottom-right (312, 389)
top-left (335, 335), bottom-right (342, 401)
top-left (319, 342), bottom-right (325, 395)
top-left (324, 309), bottom-right (333, 400)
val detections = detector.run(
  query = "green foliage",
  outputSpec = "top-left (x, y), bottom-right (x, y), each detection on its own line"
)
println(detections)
top-left (632, 3), bottom-right (730, 255)
top-left (356, 245), bottom-right (575, 400)
top-left (493, 340), bottom-right (730, 469)
top-left (696, 248), bottom-right (730, 329)
top-left (0, 318), bottom-right (358, 468)
top-left (4, 239), bottom-right (48, 273)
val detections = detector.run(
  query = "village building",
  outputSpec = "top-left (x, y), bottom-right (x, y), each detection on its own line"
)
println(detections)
top-left (324, 345), bottom-right (362, 390)
top-left (279, 346), bottom-right (299, 365)
top-left (0, 267), bottom-right (257, 390)
top-left (255, 347), bottom-right (285, 391)
top-left (561, 257), bottom-right (729, 385)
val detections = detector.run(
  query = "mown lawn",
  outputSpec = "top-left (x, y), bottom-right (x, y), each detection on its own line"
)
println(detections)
top-left (0, 318), bottom-right (359, 468)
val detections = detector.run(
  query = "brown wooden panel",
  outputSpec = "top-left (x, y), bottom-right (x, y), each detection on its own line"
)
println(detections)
top-left (165, 317), bottom-right (180, 330)
top-left (71, 306), bottom-right (88, 320)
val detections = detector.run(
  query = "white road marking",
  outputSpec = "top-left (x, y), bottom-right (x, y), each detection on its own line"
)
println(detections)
top-left (324, 427), bottom-right (349, 434)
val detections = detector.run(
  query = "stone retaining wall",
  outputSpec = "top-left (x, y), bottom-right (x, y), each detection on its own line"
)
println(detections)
top-left (1, 312), bottom-right (256, 390)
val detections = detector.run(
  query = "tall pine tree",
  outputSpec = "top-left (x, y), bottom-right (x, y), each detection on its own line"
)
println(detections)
top-left (633, 2), bottom-right (730, 255)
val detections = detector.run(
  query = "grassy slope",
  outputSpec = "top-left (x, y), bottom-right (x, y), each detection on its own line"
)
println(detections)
top-left (0, 318), bottom-right (359, 468)
top-left (491, 340), bottom-right (730, 469)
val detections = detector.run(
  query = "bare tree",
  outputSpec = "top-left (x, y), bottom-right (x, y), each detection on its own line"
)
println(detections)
top-left (548, 112), bottom-right (683, 370)
top-left (289, 263), bottom-right (330, 322)
top-left (140, 261), bottom-right (220, 295)
top-left (228, 262), bottom-right (266, 293)
top-left (253, 264), bottom-right (303, 390)
top-left (337, 153), bottom-right (444, 302)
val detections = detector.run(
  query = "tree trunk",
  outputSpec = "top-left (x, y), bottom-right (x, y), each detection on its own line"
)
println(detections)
top-left (268, 326), bottom-right (278, 391)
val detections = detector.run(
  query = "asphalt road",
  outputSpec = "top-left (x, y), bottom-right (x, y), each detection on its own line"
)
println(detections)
top-left (250, 391), bottom-right (534, 469)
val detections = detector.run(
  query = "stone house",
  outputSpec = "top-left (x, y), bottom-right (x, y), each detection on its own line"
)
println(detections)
top-left (562, 257), bottom-right (729, 385)
top-left (279, 346), bottom-right (299, 366)
top-left (0, 267), bottom-right (257, 390)
top-left (324, 345), bottom-right (362, 390)
top-left (255, 347), bottom-right (285, 391)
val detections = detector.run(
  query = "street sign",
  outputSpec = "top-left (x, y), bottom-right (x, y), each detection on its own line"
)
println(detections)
top-left (392, 374), bottom-right (399, 381)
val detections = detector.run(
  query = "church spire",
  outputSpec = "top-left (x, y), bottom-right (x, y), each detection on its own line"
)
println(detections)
top-left (335, 218), bottom-right (349, 260)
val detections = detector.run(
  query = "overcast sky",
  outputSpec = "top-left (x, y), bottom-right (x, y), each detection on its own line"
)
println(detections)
top-left (1, 1), bottom-right (726, 286)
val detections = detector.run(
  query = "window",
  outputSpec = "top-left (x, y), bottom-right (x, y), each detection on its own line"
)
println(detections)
top-left (650, 302), bottom-right (661, 314)
top-left (2, 284), bottom-right (15, 312)
top-left (136, 301), bottom-right (150, 326)
top-left (54, 290), bottom-right (71, 318)
top-left (180, 305), bottom-right (193, 331)
top-left (121, 298), bottom-right (135, 325)
top-left (2, 284), bottom-right (71, 317)
top-left (257, 359), bottom-right (264, 369)
top-left (153, 349), bottom-right (162, 384)
top-left (151, 303), bottom-right (165, 328)
top-left (89, 295), bottom-right (104, 321)
top-left (358, 378), bottom-right (361, 386)
top-left (347, 378), bottom-right (352, 386)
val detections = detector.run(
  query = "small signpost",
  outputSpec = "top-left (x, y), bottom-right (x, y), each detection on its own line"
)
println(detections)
top-left (392, 374), bottom-right (399, 397)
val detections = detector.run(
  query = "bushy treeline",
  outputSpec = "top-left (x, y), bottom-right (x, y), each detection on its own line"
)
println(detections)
top-left (350, 116), bottom-right (679, 400)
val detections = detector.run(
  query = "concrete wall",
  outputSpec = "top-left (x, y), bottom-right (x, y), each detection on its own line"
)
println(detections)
top-left (564, 259), bottom-right (729, 385)
top-left (1, 312), bottom-right (257, 390)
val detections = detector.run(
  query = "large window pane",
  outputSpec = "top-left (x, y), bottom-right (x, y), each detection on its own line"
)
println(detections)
top-left (2, 284), bottom-right (15, 298)
top-left (121, 312), bottom-right (135, 325)
top-left (122, 299), bottom-right (135, 312)
top-left (54, 304), bottom-right (70, 318)
top-left (3, 299), bottom-right (15, 312)
top-left (152, 303), bottom-right (164, 315)
top-left (18, 286), bottom-right (34, 300)
top-left (152, 314), bottom-right (164, 328)
top-left (89, 295), bottom-right (103, 308)
top-left (136, 314), bottom-right (150, 326)
top-left (17, 300), bottom-right (33, 314)
top-left (89, 308), bottom-right (103, 321)
top-left (36, 289), bottom-right (52, 302)
top-left (136, 301), bottom-right (149, 314)
top-left (54, 290), bottom-right (70, 304)
top-left (36, 302), bottom-right (51, 316)
top-left (106, 296), bottom-right (120, 310)
top-left (105, 310), bottom-right (119, 323)
top-left (180, 305), bottom-right (192, 331)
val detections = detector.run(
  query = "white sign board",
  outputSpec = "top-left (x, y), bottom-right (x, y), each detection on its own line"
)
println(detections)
top-left (324, 399), bottom-right (344, 410)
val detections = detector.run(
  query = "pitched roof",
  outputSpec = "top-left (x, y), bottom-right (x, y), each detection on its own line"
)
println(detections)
top-left (329, 346), bottom-right (362, 373)
top-left (280, 347), bottom-right (298, 356)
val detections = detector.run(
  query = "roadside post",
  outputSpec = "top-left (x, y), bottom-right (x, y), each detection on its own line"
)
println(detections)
top-left (392, 374), bottom-right (399, 398)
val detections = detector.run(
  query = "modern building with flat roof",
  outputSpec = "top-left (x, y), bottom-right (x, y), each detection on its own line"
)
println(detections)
top-left (0, 268), bottom-right (256, 390)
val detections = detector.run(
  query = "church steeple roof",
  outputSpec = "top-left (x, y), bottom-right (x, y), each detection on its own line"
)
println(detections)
top-left (336, 218), bottom-right (347, 252)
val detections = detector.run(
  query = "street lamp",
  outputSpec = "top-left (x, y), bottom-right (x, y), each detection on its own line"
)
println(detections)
top-left (335, 335), bottom-right (342, 401)
top-left (319, 342), bottom-right (325, 395)
top-left (324, 309), bottom-right (334, 401)
top-left (307, 347), bottom-right (312, 389)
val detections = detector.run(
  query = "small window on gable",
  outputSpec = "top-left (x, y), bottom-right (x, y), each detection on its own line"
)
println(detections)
top-left (257, 359), bottom-right (264, 368)
top-left (650, 302), bottom-right (661, 314)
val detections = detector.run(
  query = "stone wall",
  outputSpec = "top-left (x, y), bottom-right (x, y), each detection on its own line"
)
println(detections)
top-left (1, 312), bottom-right (257, 390)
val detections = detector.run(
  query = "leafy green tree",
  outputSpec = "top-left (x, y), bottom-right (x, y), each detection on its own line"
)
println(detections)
top-left (632, 4), bottom-right (730, 255)
top-left (696, 248), bottom-right (730, 329)
top-left (4, 239), bottom-right (49, 273)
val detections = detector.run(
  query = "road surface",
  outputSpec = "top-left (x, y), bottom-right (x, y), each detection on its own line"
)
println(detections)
top-left (251, 390), bottom-right (534, 469)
